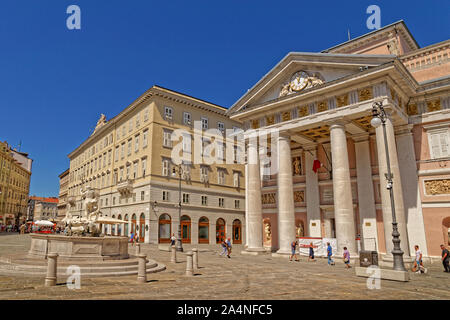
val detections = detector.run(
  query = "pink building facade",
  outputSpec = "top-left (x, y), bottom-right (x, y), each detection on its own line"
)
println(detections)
top-left (228, 21), bottom-right (450, 261)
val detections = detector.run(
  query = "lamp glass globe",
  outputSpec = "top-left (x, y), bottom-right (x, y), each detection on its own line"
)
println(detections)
top-left (370, 117), bottom-right (382, 128)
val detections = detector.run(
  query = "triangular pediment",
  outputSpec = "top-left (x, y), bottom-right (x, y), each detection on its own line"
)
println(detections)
top-left (228, 53), bottom-right (395, 116)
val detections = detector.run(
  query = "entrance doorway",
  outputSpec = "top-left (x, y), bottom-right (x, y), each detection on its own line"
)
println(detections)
top-left (139, 213), bottom-right (145, 243)
top-left (181, 215), bottom-right (191, 243)
top-left (216, 218), bottom-right (226, 244)
top-left (158, 214), bottom-right (171, 243)
top-left (232, 219), bottom-right (242, 244)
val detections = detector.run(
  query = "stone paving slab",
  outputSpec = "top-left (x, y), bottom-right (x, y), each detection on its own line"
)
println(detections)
top-left (0, 234), bottom-right (448, 300)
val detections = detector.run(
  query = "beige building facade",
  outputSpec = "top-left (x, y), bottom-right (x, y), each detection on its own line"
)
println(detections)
top-left (228, 21), bottom-right (450, 260)
top-left (67, 86), bottom-right (245, 245)
top-left (57, 169), bottom-right (70, 222)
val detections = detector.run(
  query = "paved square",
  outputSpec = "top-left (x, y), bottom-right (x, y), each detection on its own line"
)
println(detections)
top-left (0, 234), bottom-right (448, 300)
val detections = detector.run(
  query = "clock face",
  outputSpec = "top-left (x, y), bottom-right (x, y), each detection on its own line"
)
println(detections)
top-left (289, 71), bottom-right (309, 92)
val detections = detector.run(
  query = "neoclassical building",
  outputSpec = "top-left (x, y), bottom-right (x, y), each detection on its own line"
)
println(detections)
top-left (228, 21), bottom-right (450, 260)
top-left (66, 86), bottom-right (245, 245)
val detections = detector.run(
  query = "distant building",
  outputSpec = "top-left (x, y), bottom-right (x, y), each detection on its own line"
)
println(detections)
top-left (57, 169), bottom-right (70, 221)
top-left (27, 196), bottom-right (59, 222)
top-left (0, 141), bottom-right (32, 225)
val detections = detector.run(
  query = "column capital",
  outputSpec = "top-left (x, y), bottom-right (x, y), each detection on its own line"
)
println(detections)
top-left (395, 124), bottom-right (414, 137)
top-left (326, 117), bottom-right (349, 129)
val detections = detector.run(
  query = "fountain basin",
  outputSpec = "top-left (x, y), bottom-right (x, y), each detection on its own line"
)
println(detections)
top-left (28, 233), bottom-right (129, 261)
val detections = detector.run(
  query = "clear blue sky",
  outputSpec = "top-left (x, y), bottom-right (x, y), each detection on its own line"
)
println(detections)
top-left (0, 0), bottom-right (448, 197)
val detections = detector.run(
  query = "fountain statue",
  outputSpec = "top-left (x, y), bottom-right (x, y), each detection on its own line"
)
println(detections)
top-left (63, 186), bottom-right (101, 236)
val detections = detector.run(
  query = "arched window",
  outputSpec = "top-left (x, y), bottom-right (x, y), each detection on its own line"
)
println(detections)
top-left (181, 215), bottom-right (191, 243)
top-left (216, 218), bottom-right (226, 244)
top-left (139, 213), bottom-right (145, 243)
top-left (198, 217), bottom-right (209, 244)
top-left (124, 214), bottom-right (129, 236)
top-left (232, 219), bottom-right (242, 244)
top-left (131, 214), bottom-right (137, 235)
top-left (118, 214), bottom-right (122, 236)
top-left (112, 215), bottom-right (116, 235)
top-left (158, 214), bottom-right (171, 243)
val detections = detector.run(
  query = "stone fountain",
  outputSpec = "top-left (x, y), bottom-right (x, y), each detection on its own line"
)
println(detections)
top-left (0, 186), bottom-right (166, 278)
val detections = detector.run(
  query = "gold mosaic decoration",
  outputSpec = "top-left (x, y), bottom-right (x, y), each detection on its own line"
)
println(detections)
top-left (427, 100), bottom-right (441, 113)
top-left (282, 111), bottom-right (291, 122)
top-left (251, 119), bottom-right (260, 129)
top-left (359, 87), bottom-right (373, 101)
top-left (300, 125), bottom-right (330, 140)
top-left (353, 116), bottom-right (373, 131)
top-left (336, 94), bottom-right (348, 108)
top-left (294, 190), bottom-right (305, 203)
top-left (262, 193), bottom-right (276, 205)
top-left (266, 115), bottom-right (275, 126)
top-left (425, 179), bottom-right (450, 195)
top-left (317, 101), bottom-right (328, 113)
top-left (407, 104), bottom-right (418, 116)
top-left (298, 106), bottom-right (308, 117)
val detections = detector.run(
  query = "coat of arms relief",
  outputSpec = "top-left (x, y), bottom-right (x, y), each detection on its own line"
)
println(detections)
top-left (279, 71), bottom-right (325, 98)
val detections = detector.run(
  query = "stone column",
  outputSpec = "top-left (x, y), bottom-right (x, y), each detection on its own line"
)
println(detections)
top-left (137, 253), bottom-right (147, 283)
top-left (354, 134), bottom-right (378, 251)
top-left (305, 145), bottom-right (321, 237)
top-left (45, 253), bottom-right (58, 286)
top-left (397, 126), bottom-right (426, 256)
top-left (374, 111), bottom-right (410, 257)
top-left (171, 245), bottom-right (177, 263)
top-left (192, 248), bottom-right (198, 270)
top-left (329, 120), bottom-right (357, 255)
top-left (276, 134), bottom-right (296, 255)
top-left (136, 243), bottom-right (141, 255)
top-left (245, 163), bottom-right (249, 248)
top-left (185, 251), bottom-right (193, 276)
top-left (244, 136), bottom-right (265, 253)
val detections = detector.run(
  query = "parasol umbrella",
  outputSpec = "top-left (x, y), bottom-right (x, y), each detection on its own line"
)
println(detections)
top-left (34, 220), bottom-right (55, 227)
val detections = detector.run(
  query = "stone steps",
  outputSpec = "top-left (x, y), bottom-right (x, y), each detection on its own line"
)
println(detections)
top-left (0, 257), bottom-right (166, 278)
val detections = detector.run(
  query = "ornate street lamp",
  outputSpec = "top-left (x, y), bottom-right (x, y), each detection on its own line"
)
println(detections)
top-left (172, 164), bottom-right (184, 252)
top-left (370, 101), bottom-right (406, 271)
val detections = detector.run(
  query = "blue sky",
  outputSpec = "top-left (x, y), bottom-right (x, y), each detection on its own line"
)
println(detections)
top-left (0, 0), bottom-right (448, 197)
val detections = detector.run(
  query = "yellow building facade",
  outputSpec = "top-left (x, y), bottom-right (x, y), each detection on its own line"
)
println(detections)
top-left (0, 141), bottom-right (32, 225)
top-left (67, 86), bottom-right (245, 245)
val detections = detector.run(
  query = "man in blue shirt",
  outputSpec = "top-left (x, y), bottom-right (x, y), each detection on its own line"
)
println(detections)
top-left (327, 242), bottom-right (334, 265)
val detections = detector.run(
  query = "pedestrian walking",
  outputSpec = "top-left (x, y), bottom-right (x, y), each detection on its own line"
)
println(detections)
top-left (327, 242), bottom-right (335, 266)
top-left (170, 233), bottom-right (176, 246)
top-left (135, 232), bottom-right (139, 244)
top-left (308, 242), bottom-right (315, 262)
top-left (130, 231), bottom-right (135, 245)
top-left (343, 247), bottom-right (351, 269)
top-left (219, 239), bottom-right (227, 256)
top-left (412, 245), bottom-right (427, 274)
top-left (289, 240), bottom-right (299, 262)
top-left (226, 238), bottom-right (232, 258)
top-left (441, 244), bottom-right (450, 273)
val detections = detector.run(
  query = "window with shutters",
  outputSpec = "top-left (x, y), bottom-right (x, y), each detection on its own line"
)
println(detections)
top-left (163, 129), bottom-right (173, 148)
top-left (135, 134), bottom-right (140, 152)
top-left (162, 159), bottom-right (170, 176)
top-left (143, 130), bottom-right (148, 148)
top-left (183, 112), bottom-right (191, 125)
top-left (164, 106), bottom-right (173, 120)
top-left (428, 129), bottom-right (450, 159)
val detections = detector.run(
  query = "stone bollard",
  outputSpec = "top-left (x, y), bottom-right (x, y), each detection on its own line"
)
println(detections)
top-left (45, 253), bottom-right (58, 287)
top-left (137, 253), bottom-right (147, 283)
top-left (186, 251), bottom-right (193, 276)
top-left (170, 245), bottom-right (177, 263)
top-left (136, 243), bottom-right (141, 255)
top-left (192, 248), bottom-right (198, 270)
